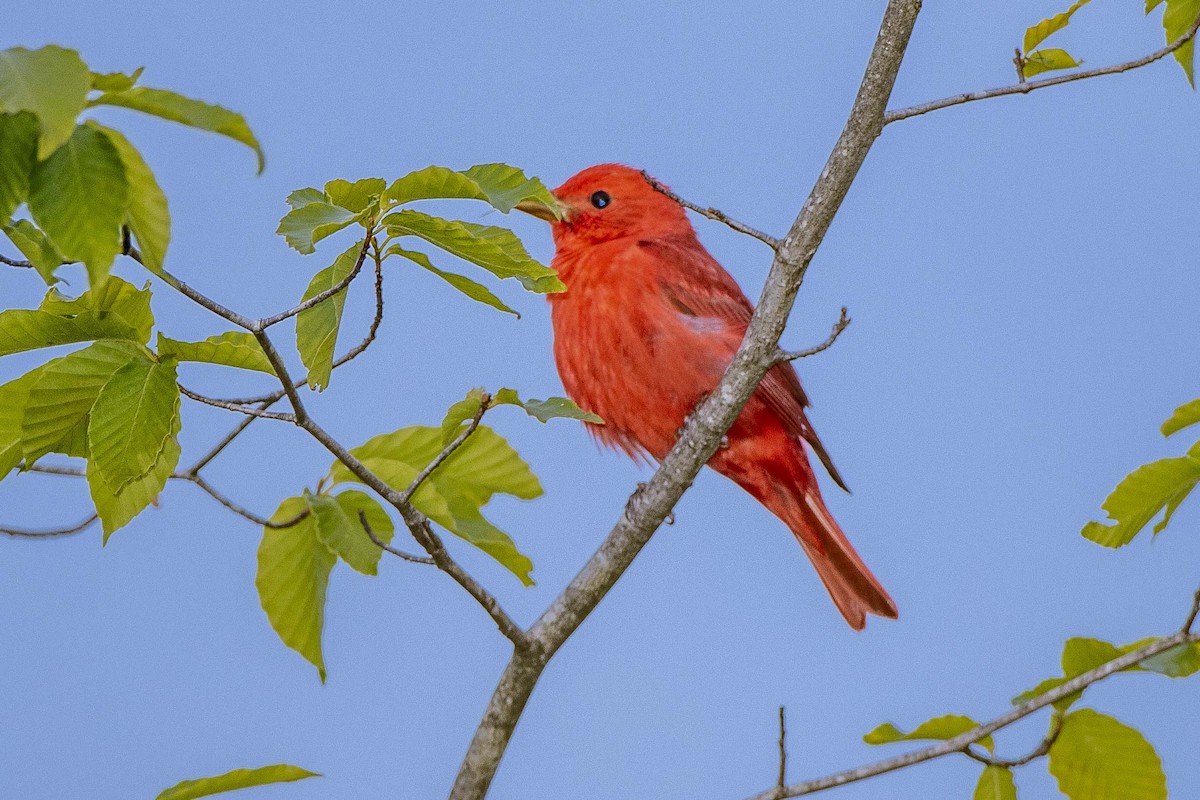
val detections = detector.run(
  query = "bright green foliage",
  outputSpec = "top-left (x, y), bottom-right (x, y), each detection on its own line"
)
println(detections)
top-left (3, 219), bottom-right (64, 284)
top-left (1024, 0), bottom-right (1092, 52)
top-left (329, 426), bottom-right (541, 584)
top-left (157, 331), bottom-right (274, 374)
top-left (257, 496), bottom-right (335, 680)
top-left (295, 241), bottom-right (361, 390)
top-left (89, 86), bottom-right (265, 172)
top-left (28, 124), bottom-right (129, 285)
top-left (1082, 442), bottom-right (1200, 546)
top-left (1048, 709), bottom-right (1166, 800)
top-left (324, 178), bottom-right (386, 213)
top-left (388, 246), bottom-right (520, 317)
top-left (308, 489), bottom-right (395, 576)
top-left (285, 187), bottom-right (326, 209)
top-left (1162, 397), bottom-right (1200, 436)
top-left (155, 764), bottom-right (319, 800)
top-left (90, 426), bottom-right (179, 541)
top-left (0, 365), bottom-right (54, 479)
top-left (383, 209), bottom-right (563, 293)
top-left (41, 276), bottom-right (154, 343)
top-left (0, 112), bottom-right (37, 221)
top-left (863, 714), bottom-right (993, 753)
top-left (385, 163), bottom-right (559, 217)
top-left (1024, 48), bottom-right (1083, 77)
top-left (92, 123), bottom-right (170, 272)
top-left (276, 202), bottom-right (361, 255)
top-left (0, 309), bottom-right (139, 356)
top-left (89, 67), bottom-right (143, 93)
top-left (0, 46), bottom-right (91, 157)
top-left (441, 387), bottom-right (602, 444)
top-left (1147, 0), bottom-right (1200, 85)
top-left (973, 766), bottom-right (1017, 800)
top-left (87, 357), bottom-right (179, 492)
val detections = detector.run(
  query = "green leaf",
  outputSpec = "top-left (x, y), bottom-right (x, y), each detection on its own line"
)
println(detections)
top-left (1048, 709), bottom-right (1165, 800)
top-left (308, 489), bottom-right (393, 576)
top-left (40, 274), bottom-right (154, 344)
top-left (87, 358), bottom-right (179, 492)
top-left (276, 202), bottom-right (360, 255)
top-left (324, 177), bottom-right (386, 213)
top-left (440, 388), bottom-right (488, 443)
top-left (89, 412), bottom-right (179, 541)
top-left (0, 111), bottom-right (37, 221)
top-left (27, 124), bottom-right (129, 286)
top-left (385, 163), bottom-right (560, 218)
top-left (1149, 0), bottom-right (1200, 86)
top-left (863, 715), bottom-right (993, 752)
top-left (0, 364), bottom-right (56, 480)
top-left (1024, 0), bottom-right (1093, 53)
top-left (90, 123), bottom-right (170, 272)
top-left (1082, 448), bottom-right (1200, 546)
top-left (974, 766), bottom-right (1017, 800)
top-left (21, 340), bottom-right (146, 463)
top-left (296, 241), bottom-right (360, 390)
top-left (0, 309), bottom-right (136, 356)
top-left (155, 764), bottom-right (319, 800)
top-left (329, 425), bottom-right (540, 584)
top-left (256, 497), bottom-right (335, 680)
top-left (286, 187), bottom-right (325, 209)
top-left (90, 67), bottom-right (143, 93)
top-left (0, 46), bottom-right (90, 158)
top-left (89, 86), bottom-right (265, 173)
top-left (1024, 48), bottom-right (1083, 78)
top-left (383, 209), bottom-right (563, 293)
top-left (389, 246), bottom-right (519, 317)
top-left (492, 388), bottom-right (604, 424)
top-left (3, 218), bottom-right (63, 284)
top-left (1162, 397), bottom-right (1200, 436)
top-left (157, 331), bottom-right (274, 374)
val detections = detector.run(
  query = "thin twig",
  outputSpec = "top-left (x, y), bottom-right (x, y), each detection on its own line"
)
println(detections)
top-left (178, 384), bottom-right (296, 421)
top-left (1, 253), bottom-right (34, 268)
top-left (641, 172), bottom-right (780, 249)
top-left (402, 393), bottom-right (489, 503)
top-left (256, 236), bottom-right (372, 329)
top-left (185, 400), bottom-right (278, 474)
top-left (963, 712), bottom-right (1062, 768)
top-left (1, 514), bottom-right (98, 538)
top-left (885, 11), bottom-right (1200, 125)
top-left (1182, 585), bottom-right (1200, 633)
top-left (357, 509), bottom-right (435, 565)
top-left (777, 707), bottom-right (788, 791)
top-left (127, 247), bottom-right (257, 330)
top-left (22, 463), bottom-right (86, 477)
top-left (183, 474), bottom-right (308, 529)
top-left (775, 308), bottom-right (850, 363)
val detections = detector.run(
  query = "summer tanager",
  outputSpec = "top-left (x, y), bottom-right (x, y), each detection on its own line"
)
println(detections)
top-left (517, 164), bottom-right (896, 630)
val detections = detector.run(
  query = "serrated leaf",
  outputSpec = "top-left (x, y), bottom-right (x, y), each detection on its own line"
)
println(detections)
top-left (27, 124), bottom-right (129, 286)
top-left (89, 417), bottom-right (179, 541)
top-left (1048, 709), bottom-right (1165, 800)
top-left (974, 766), bottom-right (1017, 800)
top-left (1082, 449), bottom-right (1200, 546)
top-left (308, 489), bottom-right (393, 576)
top-left (155, 764), bottom-right (319, 800)
top-left (324, 178), bottom-right (386, 213)
top-left (1150, 0), bottom-right (1200, 85)
top-left (256, 496), bottom-right (335, 680)
top-left (89, 86), bottom-right (264, 173)
top-left (328, 425), bottom-right (540, 584)
top-left (388, 246), bottom-right (519, 316)
top-left (41, 274), bottom-right (154, 344)
top-left (90, 67), bottom-right (143, 93)
top-left (276, 202), bottom-right (360, 255)
top-left (385, 163), bottom-right (560, 218)
top-left (0, 363), bottom-right (58, 480)
top-left (0, 111), bottom-right (37, 222)
top-left (863, 715), bottom-right (993, 752)
top-left (492, 388), bottom-right (604, 424)
top-left (90, 123), bottom-right (170, 272)
top-left (87, 358), bottom-right (179, 492)
top-left (1024, 48), bottom-right (1083, 78)
top-left (286, 187), bottom-right (324, 209)
top-left (0, 309), bottom-right (137, 356)
top-left (3, 219), bottom-right (63, 284)
top-left (441, 388), bottom-right (488, 444)
top-left (296, 241), bottom-right (360, 390)
top-left (1162, 397), bottom-right (1200, 436)
top-left (22, 340), bottom-right (146, 463)
top-left (1024, 0), bottom-right (1093, 53)
top-left (0, 46), bottom-right (91, 158)
top-left (157, 331), bottom-right (274, 374)
top-left (383, 209), bottom-right (563, 293)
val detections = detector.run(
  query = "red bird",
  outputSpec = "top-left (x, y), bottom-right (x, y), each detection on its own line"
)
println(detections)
top-left (518, 164), bottom-right (897, 630)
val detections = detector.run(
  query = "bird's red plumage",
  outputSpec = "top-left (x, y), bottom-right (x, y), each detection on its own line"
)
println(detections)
top-left (540, 164), bottom-right (896, 629)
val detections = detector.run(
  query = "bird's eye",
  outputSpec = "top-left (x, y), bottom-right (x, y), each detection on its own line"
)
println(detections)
top-left (590, 191), bottom-right (611, 209)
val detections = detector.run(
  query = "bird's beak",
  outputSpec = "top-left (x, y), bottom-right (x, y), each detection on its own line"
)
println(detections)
top-left (514, 197), bottom-right (564, 223)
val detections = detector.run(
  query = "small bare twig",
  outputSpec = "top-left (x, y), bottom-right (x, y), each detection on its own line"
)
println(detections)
top-left (776, 706), bottom-right (788, 791)
top-left (178, 384), bottom-right (296, 421)
top-left (22, 463), bottom-right (86, 477)
top-left (1182, 585), bottom-right (1200, 633)
top-left (1, 514), bottom-right (98, 538)
top-left (402, 393), bottom-right (490, 503)
top-left (963, 712), bottom-right (1062, 768)
top-left (357, 509), bottom-right (435, 565)
top-left (185, 401), bottom-right (278, 474)
top-left (885, 11), bottom-right (1200, 125)
top-left (641, 172), bottom-right (780, 249)
top-left (1, 253), bottom-right (34, 268)
top-left (256, 236), bottom-right (372, 329)
top-left (774, 308), bottom-right (851, 363)
top-left (182, 473), bottom-right (308, 529)
top-left (1012, 47), bottom-right (1026, 84)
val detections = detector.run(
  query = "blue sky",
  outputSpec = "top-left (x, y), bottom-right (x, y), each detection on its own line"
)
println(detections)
top-left (3, 2), bottom-right (1198, 798)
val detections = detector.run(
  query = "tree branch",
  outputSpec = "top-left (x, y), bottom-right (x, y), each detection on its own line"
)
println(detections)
top-left (884, 10), bottom-right (1200, 125)
top-left (776, 707), bottom-right (789, 791)
top-left (357, 509), bottom-right (436, 565)
top-left (402, 393), bottom-right (489, 503)
top-left (962, 712), bottom-right (1062, 769)
top-left (774, 307), bottom-right (850, 363)
top-left (449, 3), bottom-right (924, 798)
top-left (641, 172), bottom-right (780, 248)
top-left (179, 384), bottom-right (296, 421)
top-left (255, 236), bottom-right (371, 329)
top-left (1, 514), bottom-right (98, 538)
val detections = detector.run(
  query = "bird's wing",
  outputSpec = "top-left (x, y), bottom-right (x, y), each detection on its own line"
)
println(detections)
top-left (645, 236), bottom-right (850, 492)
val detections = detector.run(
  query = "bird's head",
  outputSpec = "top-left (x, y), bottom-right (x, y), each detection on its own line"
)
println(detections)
top-left (517, 163), bottom-right (691, 249)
